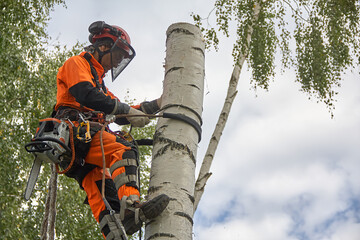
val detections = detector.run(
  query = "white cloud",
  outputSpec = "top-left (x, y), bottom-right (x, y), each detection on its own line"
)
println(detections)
top-left (194, 68), bottom-right (360, 239)
top-left (195, 214), bottom-right (297, 240)
top-left (327, 221), bottom-right (360, 240)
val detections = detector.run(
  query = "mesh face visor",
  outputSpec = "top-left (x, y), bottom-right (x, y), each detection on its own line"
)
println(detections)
top-left (110, 37), bottom-right (136, 82)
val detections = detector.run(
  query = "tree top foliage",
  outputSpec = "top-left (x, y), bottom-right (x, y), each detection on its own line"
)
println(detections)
top-left (193, 0), bottom-right (360, 113)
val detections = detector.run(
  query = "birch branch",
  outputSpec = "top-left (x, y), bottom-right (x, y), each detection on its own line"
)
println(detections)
top-left (193, 2), bottom-right (262, 212)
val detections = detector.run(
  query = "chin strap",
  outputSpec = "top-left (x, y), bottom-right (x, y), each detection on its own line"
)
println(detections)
top-left (95, 47), bottom-right (111, 65)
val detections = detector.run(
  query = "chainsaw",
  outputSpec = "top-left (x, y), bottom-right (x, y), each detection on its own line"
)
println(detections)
top-left (24, 118), bottom-right (72, 200)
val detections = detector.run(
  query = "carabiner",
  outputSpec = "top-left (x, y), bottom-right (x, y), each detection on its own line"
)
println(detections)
top-left (76, 121), bottom-right (92, 143)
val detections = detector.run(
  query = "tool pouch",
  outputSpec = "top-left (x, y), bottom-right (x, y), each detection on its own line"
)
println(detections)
top-left (74, 121), bottom-right (102, 162)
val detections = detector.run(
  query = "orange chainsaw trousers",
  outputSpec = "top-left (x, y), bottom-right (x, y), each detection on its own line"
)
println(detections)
top-left (81, 130), bottom-right (140, 222)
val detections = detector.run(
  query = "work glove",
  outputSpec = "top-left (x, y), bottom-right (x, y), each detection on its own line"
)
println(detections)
top-left (126, 107), bottom-right (150, 127)
top-left (111, 100), bottom-right (149, 127)
top-left (140, 97), bottom-right (161, 114)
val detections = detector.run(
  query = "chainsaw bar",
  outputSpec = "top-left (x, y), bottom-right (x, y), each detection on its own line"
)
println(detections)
top-left (24, 157), bottom-right (43, 201)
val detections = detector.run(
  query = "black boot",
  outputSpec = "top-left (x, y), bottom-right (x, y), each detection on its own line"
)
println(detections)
top-left (121, 194), bottom-right (170, 235)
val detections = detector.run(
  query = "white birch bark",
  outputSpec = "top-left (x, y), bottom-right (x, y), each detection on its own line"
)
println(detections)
top-left (145, 22), bottom-right (205, 240)
top-left (193, 2), bottom-right (262, 211)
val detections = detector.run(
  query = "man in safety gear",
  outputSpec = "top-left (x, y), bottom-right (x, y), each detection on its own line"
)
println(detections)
top-left (53, 21), bottom-right (169, 239)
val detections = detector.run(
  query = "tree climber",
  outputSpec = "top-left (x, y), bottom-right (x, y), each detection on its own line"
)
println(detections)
top-left (53, 21), bottom-right (169, 239)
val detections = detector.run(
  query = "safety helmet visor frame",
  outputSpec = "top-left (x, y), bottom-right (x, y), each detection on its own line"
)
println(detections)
top-left (110, 37), bottom-right (136, 82)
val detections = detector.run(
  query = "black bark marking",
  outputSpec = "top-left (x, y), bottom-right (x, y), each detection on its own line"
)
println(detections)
top-left (180, 188), bottom-right (194, 203)
top-left (148, 186), bottom-right (162, 195)
top-left (174, 212), bottom-right (194, 225)
top-left (165, 66), bottom-right (184, 77)
top-left (153, 135), bottom-right (196, 165)
top-left (146, 233), bottom-right (176, 240)
top-left (167, 28), bottom-right (195, 38)
top-left (192, 47), bottom-right (205, 57)
top-left (187, 193), bottom-right (195, 204)
top-left (187, 83), bottom-right (200, 90)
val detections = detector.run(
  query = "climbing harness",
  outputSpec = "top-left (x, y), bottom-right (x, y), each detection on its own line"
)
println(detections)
top-left (83, 52), bottom-right (107, 93)
top-left (24, 111), bottom-right (202, 199)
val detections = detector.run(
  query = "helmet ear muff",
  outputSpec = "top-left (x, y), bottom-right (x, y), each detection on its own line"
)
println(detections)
top-left (88, 33), bottom-right (94, 43)
top-left (88, 21), bottom-right (105, 35)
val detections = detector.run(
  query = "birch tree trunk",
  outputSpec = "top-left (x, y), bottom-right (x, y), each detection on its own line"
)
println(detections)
top-left (193, 2), bottom-right (262, 211)
top-left (145, 22), bottom-right (205, 240)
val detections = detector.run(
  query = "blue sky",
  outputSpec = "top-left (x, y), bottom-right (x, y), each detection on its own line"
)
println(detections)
top-left (47, 1), bottom-right (360, 239)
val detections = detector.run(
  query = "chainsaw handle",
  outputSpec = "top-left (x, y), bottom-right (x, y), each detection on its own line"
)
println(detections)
top-left (25, 141), bottom-right (52, 153)
top-left (25, 137), bottom-right (71, 153)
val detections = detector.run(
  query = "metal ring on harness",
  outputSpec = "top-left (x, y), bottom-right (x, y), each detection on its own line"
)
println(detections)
top-left (76, 121), bottom-right (92, 143)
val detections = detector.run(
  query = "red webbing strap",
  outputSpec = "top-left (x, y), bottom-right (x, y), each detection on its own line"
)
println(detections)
top-left (55, 120), bottom-right (76, 174)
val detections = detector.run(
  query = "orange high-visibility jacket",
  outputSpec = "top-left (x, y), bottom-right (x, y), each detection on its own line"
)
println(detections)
top-left (55, 52), bottom-right (130, 114)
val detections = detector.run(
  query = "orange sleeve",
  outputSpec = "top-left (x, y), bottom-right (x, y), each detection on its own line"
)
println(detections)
top-left (56, 55), bottom-right (105, 111)
top-left (59, 55), bottom-right (95, 89)
top-left (131, 104), bottom-right (141, 110)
